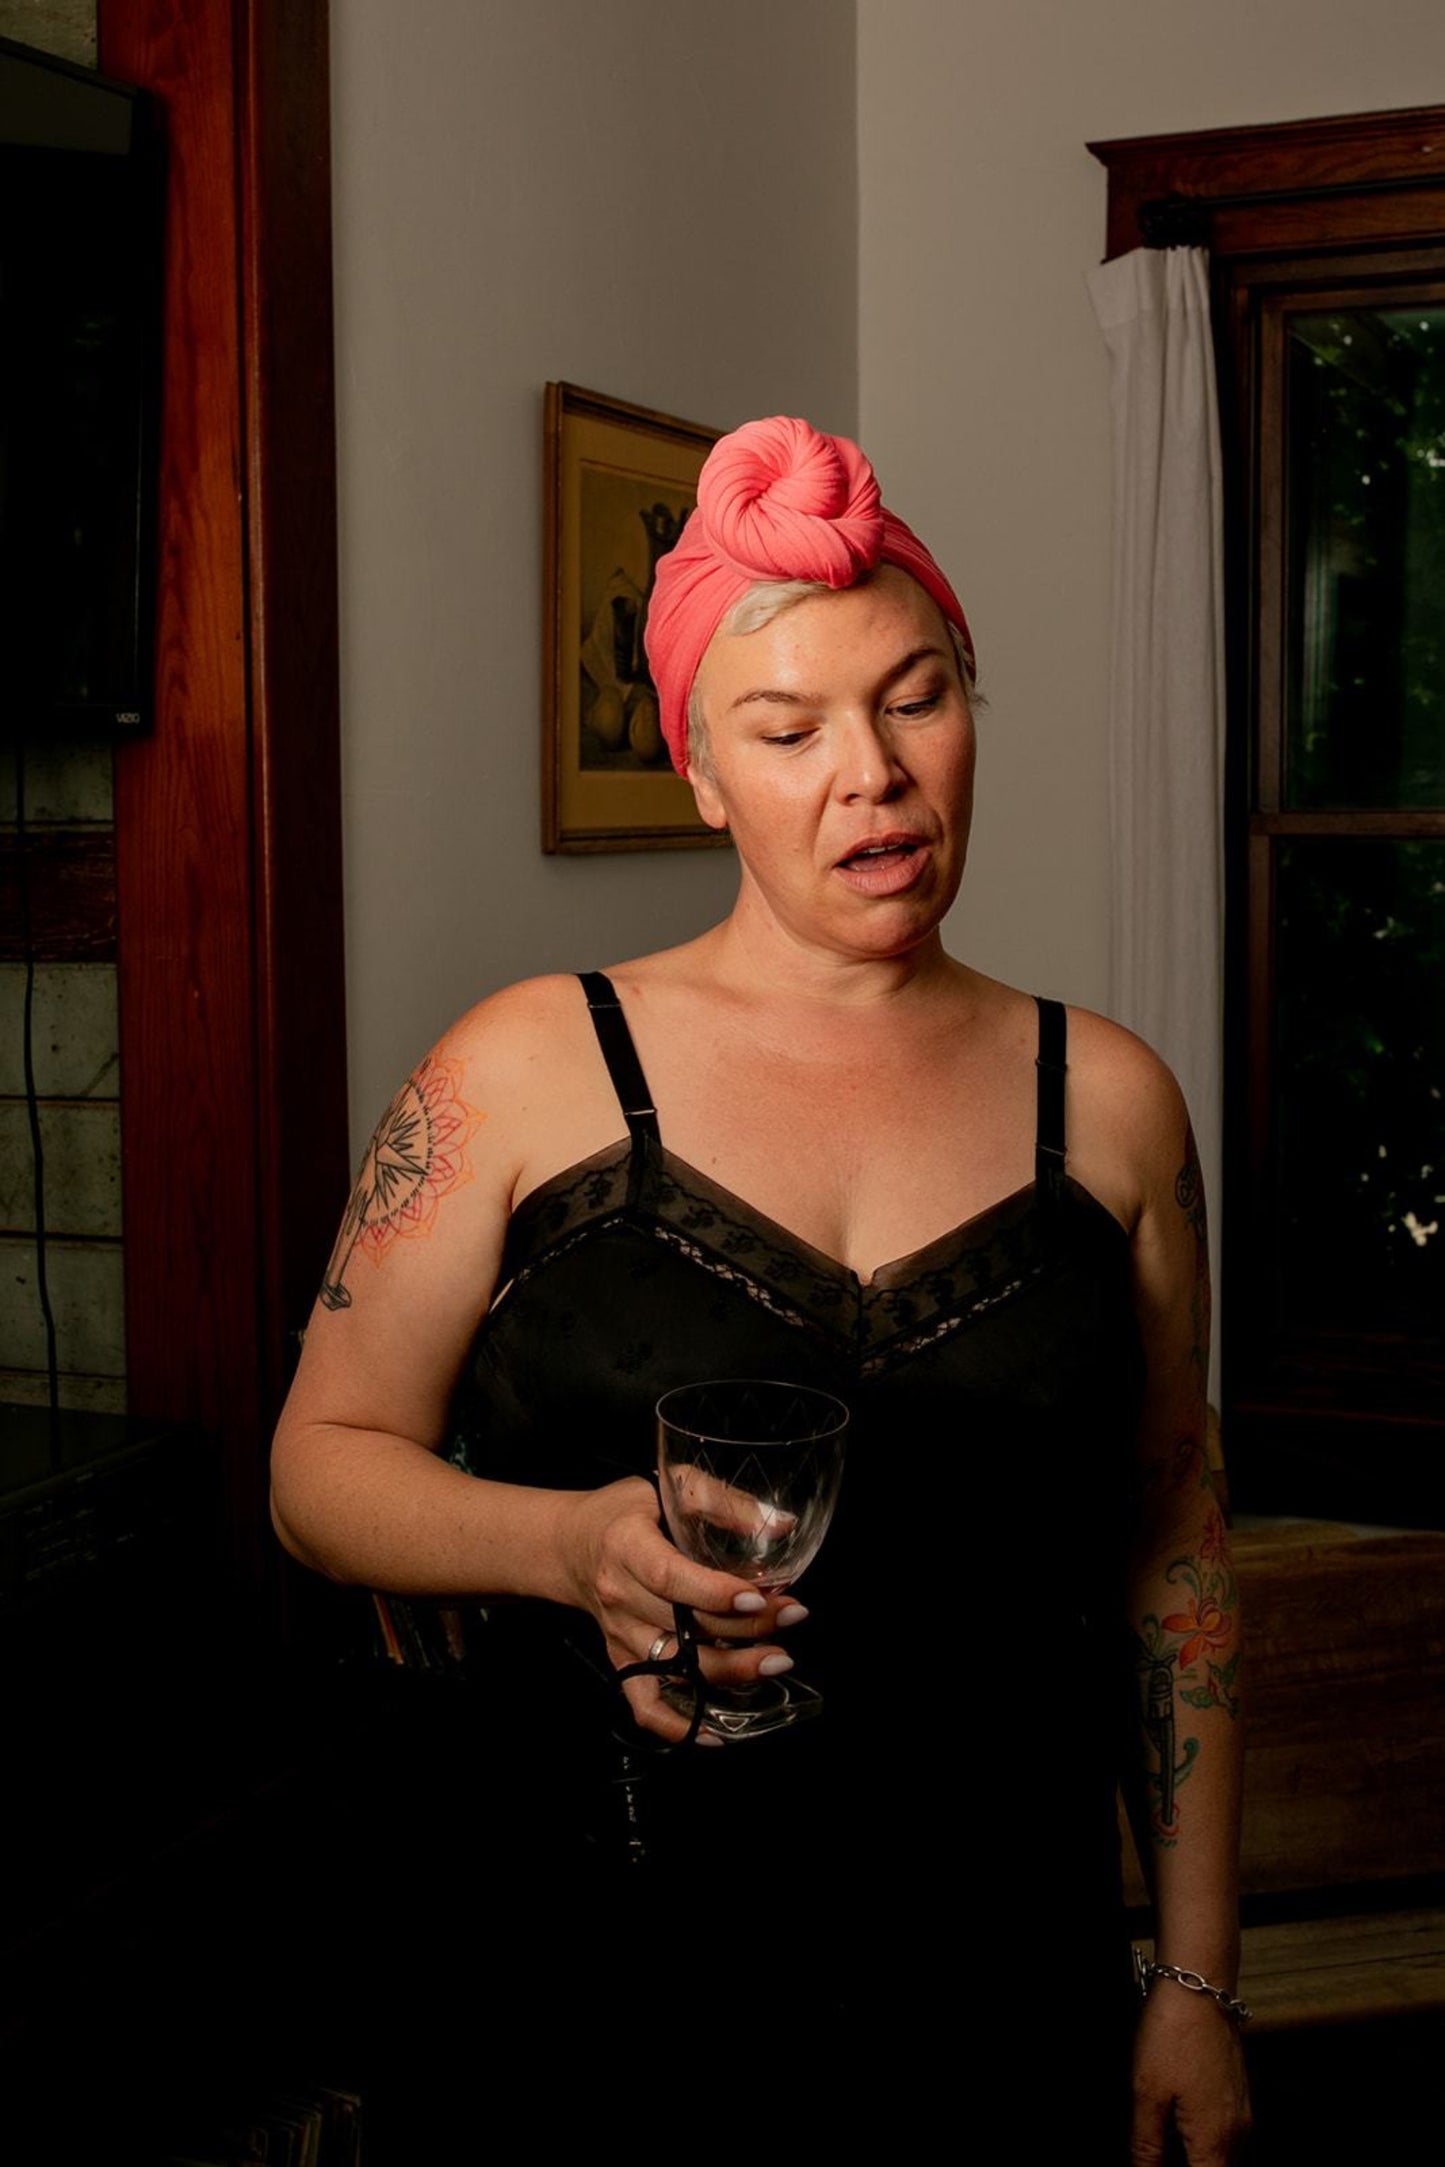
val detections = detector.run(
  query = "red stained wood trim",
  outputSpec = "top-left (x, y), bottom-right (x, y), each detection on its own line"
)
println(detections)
top-left (1090, 106), bottom-right (1445, 261)
top-left (99, 0), bottom-right (343, 1591)
top-left (101, 0), bottom-right (259, 1562)
top-left (237, 1), bottom-right (348, 1418)
top-left (0, 830), bottom-right (116, 961)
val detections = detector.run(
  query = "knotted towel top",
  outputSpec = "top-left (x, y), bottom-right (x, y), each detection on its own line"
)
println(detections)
top-left (644, 416), bottom-right (973, 776)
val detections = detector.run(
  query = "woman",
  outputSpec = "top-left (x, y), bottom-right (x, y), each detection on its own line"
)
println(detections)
top-left (272, 417), bottom-right (1250, 2158)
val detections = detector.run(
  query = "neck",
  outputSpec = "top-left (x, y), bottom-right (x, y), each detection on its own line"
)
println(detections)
top-left (703, 884), bottom-right (962, 1011)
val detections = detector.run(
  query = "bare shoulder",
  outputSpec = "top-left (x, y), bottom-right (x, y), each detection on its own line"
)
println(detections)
top-left (436, 971), bottom-right (592, 1075)
top-left (1064, 1004), bottom-right (1188, 1134)
top-left (1060, 1004), bottom-right (1194, 1234)
top-left (309, 973), bottom-right (600, 1333)
top-left (438, 950), bottom-right (700, 1064)
top-left (359, 976), bottom-right (580, 1172)
top-left (432, 970), bottom-right (624, 1183)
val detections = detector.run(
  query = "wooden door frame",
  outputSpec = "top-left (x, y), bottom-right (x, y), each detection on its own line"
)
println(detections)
top-left (98, 0), bottom-right (347, 1597)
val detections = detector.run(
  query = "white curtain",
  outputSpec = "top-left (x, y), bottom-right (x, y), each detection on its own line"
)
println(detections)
top-left (1087, 247), bottom-right (1225, 1404)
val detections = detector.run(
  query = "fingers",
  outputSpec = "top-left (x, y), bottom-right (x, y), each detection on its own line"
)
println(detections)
top-left (1128, 2117), bottom-right (1169, 2166)
top-left (1131, 1997), bottom-right (1253, 2165)
top-left (1171, 2094), bottom-right (1253, 2166)
top-left (572, 1480), bottom-right (813, 1737)
top-left (641, 1526), bottom-right (774, 1619)
top-left (620, 1664), bottom-right (798, 1748)
top-left (663, 1462), bottom-right (797, 1543)
top-left (691, 1593), bottom-right (808, 1644)
top-left (604, 1508), bottom-right (798, 1632)
top-left (697, 1638), bottom-right (794, 1686)
top-left (609, 1617), bottom-right (793, 1688)
top-left (576, 1476), bottom-right (810, 1636)
top-left (621, 1673), bottom-right (716, 1746)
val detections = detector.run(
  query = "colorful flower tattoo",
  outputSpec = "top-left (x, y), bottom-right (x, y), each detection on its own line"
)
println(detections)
top-left (1134, 1483), bottom-right (1241, 1848)
top-left (319, 1054), bottom-right (485, 1311)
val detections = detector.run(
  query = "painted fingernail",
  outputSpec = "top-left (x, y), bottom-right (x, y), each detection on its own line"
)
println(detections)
top-left (732, 1591), bottom-right (768, 1614)
top-left (775, 1602), bottom-right (809, 1628)
top-left (696, 1728), bottom-right (727, 1747)
top-left (757, 1652), bottom-right (794, 1678)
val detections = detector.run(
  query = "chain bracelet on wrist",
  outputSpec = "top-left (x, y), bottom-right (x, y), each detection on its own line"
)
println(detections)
top-left (1133, 1947), bottom-right (1251, 2025)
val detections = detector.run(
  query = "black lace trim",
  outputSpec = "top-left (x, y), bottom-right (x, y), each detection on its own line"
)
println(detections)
top-left (648, 1153), bottom-right (859, 1333)
top-left (495, 1137), bottom-right (1113, 1372)
top-left (859, 1266), bottom-right (1045, 1375)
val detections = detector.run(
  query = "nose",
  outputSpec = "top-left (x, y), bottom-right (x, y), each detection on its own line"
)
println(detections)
top-left (834, 712), bottom-right (906, 802)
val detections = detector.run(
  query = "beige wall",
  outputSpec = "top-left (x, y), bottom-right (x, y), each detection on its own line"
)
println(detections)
top-left (336, 0), bottom-right (1445, 1144)
top-left (858, 0), bottom-right (1445, 1015)
top-left (333, 0), bottom-right (858, 1143)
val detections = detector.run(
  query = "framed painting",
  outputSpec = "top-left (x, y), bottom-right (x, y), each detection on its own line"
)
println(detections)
top-left (543, 381), bottom-right (727, 852)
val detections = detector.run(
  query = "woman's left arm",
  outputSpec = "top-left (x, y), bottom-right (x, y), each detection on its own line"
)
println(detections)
top-left (1126, 1106), bottom-right (1252, 2166)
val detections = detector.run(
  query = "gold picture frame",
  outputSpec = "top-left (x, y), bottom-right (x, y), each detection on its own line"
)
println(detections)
top-left (542, 382), bottom-right (727, 853)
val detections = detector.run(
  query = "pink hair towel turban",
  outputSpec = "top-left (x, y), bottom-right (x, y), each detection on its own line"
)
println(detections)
top-left (644, 415), bottom-right (974, 776)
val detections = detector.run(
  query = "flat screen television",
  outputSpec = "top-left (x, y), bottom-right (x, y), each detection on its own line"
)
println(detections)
top-left (0, 34), bottom-right (161, 738)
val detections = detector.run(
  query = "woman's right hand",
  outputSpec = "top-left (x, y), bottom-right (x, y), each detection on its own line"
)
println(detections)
top-left (562, 1477), bottom-right (806, 1740)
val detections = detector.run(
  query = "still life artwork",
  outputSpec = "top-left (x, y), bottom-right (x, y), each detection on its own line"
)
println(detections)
top-left (543, 382), bottom-right (726, 851)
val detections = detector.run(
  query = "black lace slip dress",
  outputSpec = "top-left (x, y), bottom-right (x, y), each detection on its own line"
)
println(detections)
top-left (440, 971), bottom-right (1147, 2130)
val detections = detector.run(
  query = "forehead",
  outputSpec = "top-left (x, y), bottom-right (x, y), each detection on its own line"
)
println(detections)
top-left (696, 566), bottom-right (954, 711)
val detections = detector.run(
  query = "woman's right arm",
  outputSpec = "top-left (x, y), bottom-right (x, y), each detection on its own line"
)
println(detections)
top-left (270, 985), bottom-right (795, 1735)
top-left (270, 996), bottom-right (557, 1595)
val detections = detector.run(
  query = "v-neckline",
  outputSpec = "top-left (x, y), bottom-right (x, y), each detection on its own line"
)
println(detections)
top-left (654, 1142), bottom-right (1041, 1292)
top-left (510, 1133), bottom-right (1127, 1299)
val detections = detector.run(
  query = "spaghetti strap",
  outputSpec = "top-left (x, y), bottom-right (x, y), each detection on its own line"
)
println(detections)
top-left (578, 971), bottom-right (661, 1153)
top-left (1033, 996), bottom-right (1067, 1205)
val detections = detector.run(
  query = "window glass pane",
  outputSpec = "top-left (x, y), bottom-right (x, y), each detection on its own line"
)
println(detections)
top-left (1285, 308), bottom-right (1445, 808)
top-left (1274, 839), bottom-right (1445, 1339)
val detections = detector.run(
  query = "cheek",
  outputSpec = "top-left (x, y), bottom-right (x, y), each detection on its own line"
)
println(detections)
top-left (938, 727), bottom-right (976, 815)
top-left (708, 751), bottom-right (820, 834)
top-left (961, 744), bottom-right (977, 812)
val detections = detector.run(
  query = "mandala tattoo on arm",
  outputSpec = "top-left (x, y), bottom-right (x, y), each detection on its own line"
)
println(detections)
top-left (319, 1055), bottom-right (486, 1311)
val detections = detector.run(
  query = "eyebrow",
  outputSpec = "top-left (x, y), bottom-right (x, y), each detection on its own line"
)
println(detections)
top-left (727, 645), bottom-right (949, 712)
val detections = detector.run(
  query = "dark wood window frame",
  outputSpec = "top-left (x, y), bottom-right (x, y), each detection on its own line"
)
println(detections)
top-left (1091, 109), bottom-right (1445, 1527)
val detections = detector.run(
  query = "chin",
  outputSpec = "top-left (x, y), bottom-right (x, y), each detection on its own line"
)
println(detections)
top-left (840, 904), bottom-right (946, 959)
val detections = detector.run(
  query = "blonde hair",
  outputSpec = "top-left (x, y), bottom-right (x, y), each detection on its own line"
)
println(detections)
top-left (685, 576), bottom-right (975, 779)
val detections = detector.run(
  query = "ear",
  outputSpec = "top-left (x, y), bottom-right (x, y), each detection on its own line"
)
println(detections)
top-left (690, 766), bottom-right (729, 831)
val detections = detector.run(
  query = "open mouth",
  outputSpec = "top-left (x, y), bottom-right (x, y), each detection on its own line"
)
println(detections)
top-left (837, 838), bottom-right (923, 871)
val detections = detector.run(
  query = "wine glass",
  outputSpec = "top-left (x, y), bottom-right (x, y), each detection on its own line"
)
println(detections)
top-left (655, 1378), bottom-right (847, 1741)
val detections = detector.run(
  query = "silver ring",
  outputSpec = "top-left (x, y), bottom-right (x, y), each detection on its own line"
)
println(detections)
top-left (647, 1632), bottom-right (673, 1663)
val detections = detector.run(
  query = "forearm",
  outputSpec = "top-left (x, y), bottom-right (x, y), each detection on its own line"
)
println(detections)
top-left (270, 1416), bottom-right (789, 1750)
top-left (1114, 1099), bottom-right (1252, 2154)
top-left (1127, 1513), bottom-right (1244, 1984)
top-left (270, 1418), bottom-right (596, 1608)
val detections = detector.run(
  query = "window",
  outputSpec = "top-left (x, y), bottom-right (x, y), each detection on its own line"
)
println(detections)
top-left (1092, 112), bottom-right (1445, 1525)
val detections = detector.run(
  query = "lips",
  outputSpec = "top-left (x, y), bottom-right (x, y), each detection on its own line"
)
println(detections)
top-left (835, 830), bottom-right (926, 871)
top-left (833, 830), bottom-right (933, 897)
